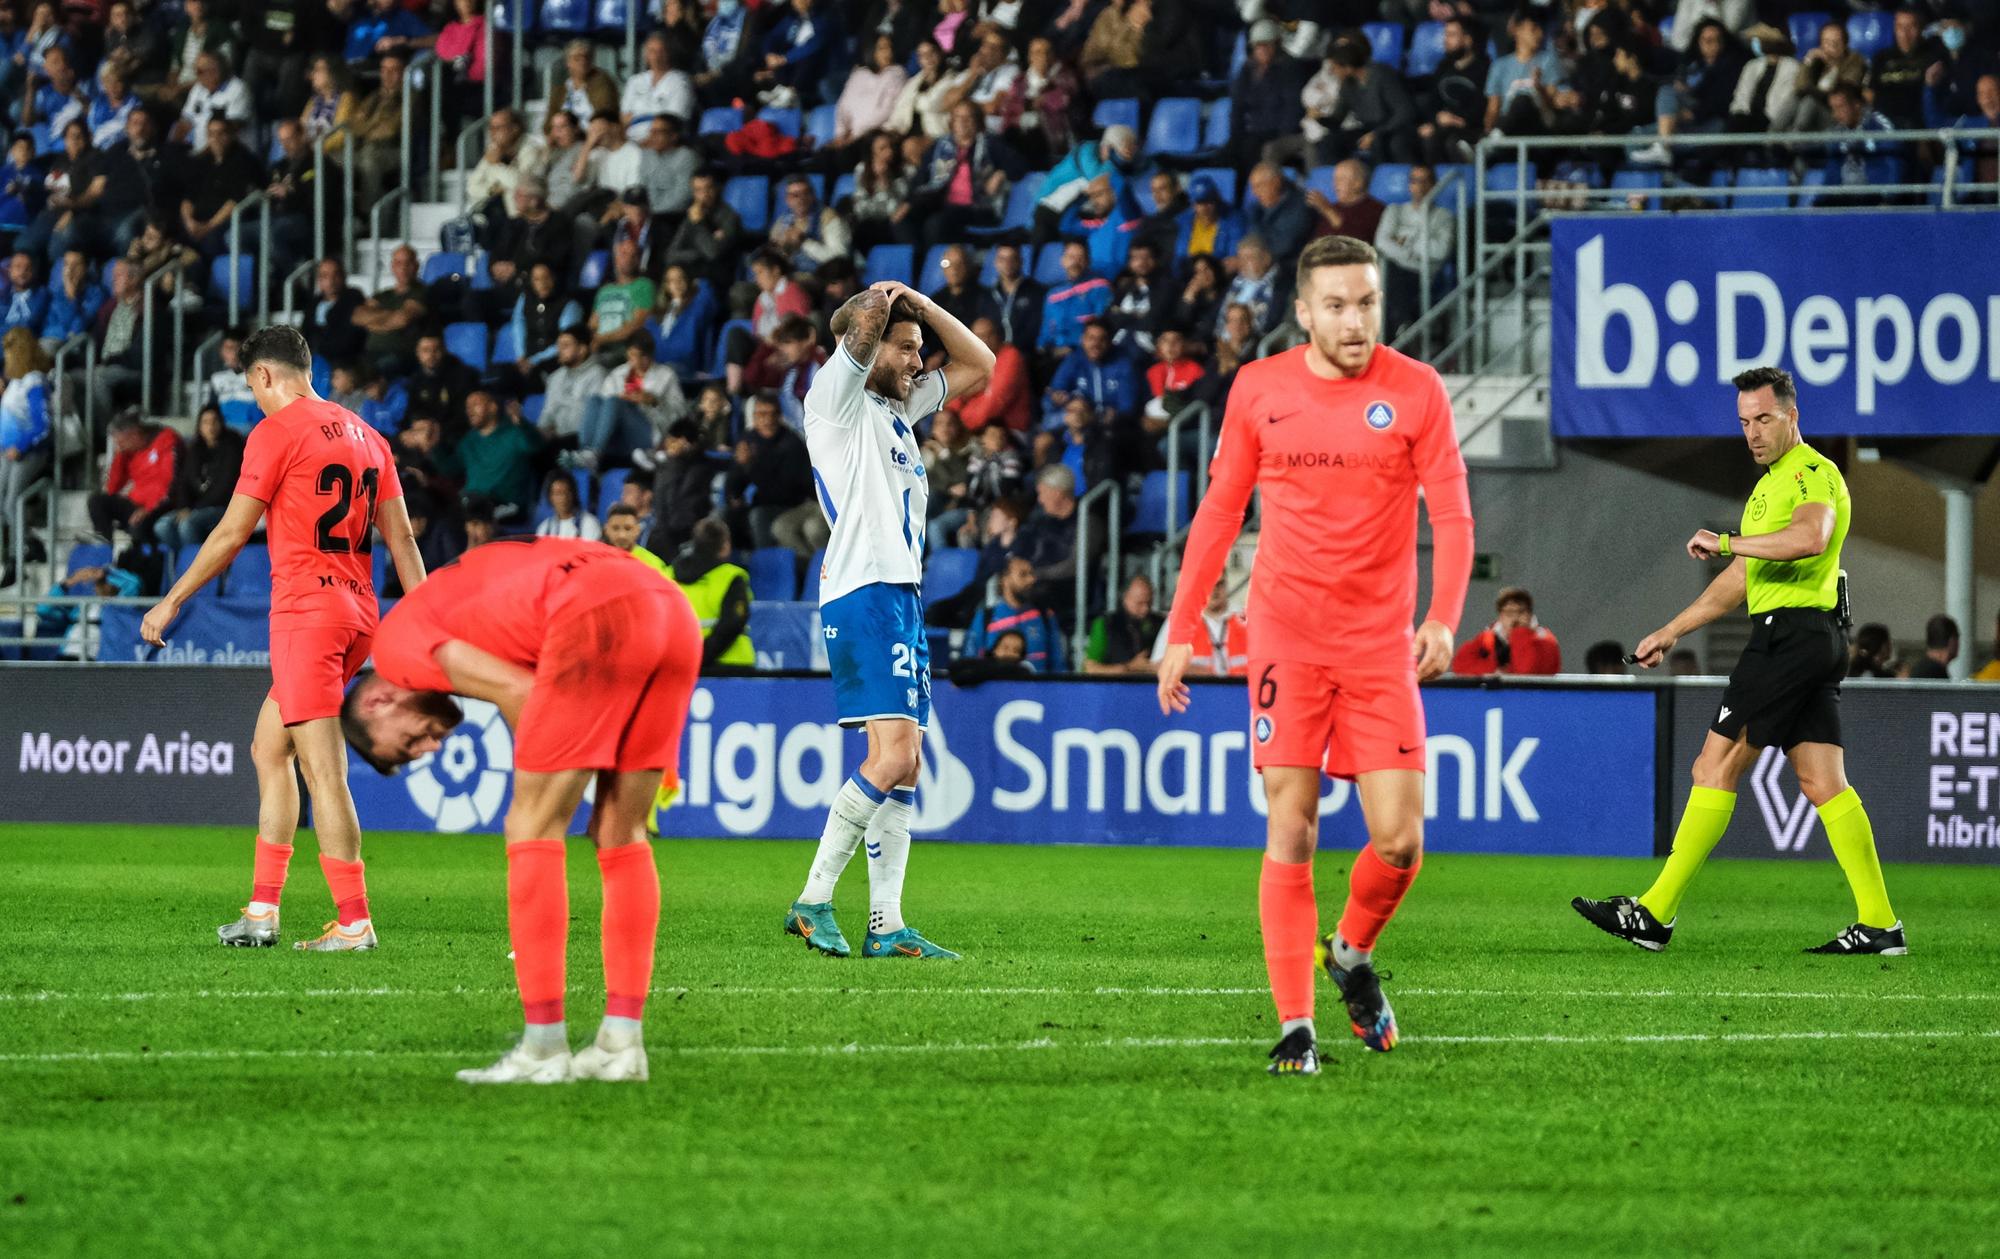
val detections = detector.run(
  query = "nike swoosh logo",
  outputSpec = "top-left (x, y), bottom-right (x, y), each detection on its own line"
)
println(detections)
top-left (1398, 743), bottom-right (1421, 755)
top-left (895, 943), bottom-right (924, 957)
top-left (1268, 410), bottom-right (1305, 425)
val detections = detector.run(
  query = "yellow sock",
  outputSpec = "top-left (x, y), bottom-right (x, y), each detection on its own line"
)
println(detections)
top-left (1818, 788), bottom-right (1896, 928)
top-left (1639, 786), bottom-right (1736, 923)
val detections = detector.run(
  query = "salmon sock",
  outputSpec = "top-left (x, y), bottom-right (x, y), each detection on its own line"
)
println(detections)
top-left (508, 840), bottom-right (569, 1027)
top-left (1336, 847), bottom-right (1422, 953)
top-left (1259, 856), bottom-right (1318, 1024)
top-left (597, 841), bottom-right (660, 1022)
top-left (251, 839), bottom-right (293, 907)
top-left (317, 854), bottom-right (370, 926)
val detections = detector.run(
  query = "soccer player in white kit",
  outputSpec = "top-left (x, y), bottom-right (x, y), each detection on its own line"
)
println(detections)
top-left (783, 280), bottom-right (993, 960)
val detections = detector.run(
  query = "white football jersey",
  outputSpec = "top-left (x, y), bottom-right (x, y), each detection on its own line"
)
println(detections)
top-left (804, 344), bottom-right (947, 606)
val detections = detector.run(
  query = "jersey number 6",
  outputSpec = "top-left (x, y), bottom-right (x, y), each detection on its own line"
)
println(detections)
top-left (1257, 665), bottom-right (1277, 709)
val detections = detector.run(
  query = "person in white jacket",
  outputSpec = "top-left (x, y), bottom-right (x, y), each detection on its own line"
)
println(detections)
top-left (1728, 25), bottom-right (1805, 132)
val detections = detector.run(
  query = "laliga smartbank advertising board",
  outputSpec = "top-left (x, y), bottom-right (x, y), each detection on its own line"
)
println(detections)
top-left (1551, 214), bottom-right (2000, 437)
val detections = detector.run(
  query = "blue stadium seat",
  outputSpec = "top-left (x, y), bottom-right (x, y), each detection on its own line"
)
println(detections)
top-left (1143, 97), bottom-right (1203, 158)
top-left (1733, 167), bottom-right (1791, 209)
top-left (801, 549), bottom-right (826, 603)
top-left (1190, 166), bottom-right (1237, 205)
top-left (1484, 162), bottom-right (1530, 194)
top-left (761, 107), bottom-right (802, 138)
top-left (746, 547), bottom-right (799, 602)
top-left (1847, 11), bottom-right (1890, 58)
top-left (699, 106), bottom-right (742, 136)
top-left (1406, 22), bottom-right (1448, 77)
top-left (577, 249), bottom-right (610, 290)
top-left (595, 468), bottom-right (630, 519)
top-left (65, 542), bottom-right (112, 580)
top-left (521, 393), bottom-right (546, 425)
top-left (1432, 163), bottom-right (1475, 213)
top-left (1032, 244), bottom-right (1072, 288)
top-left (540, 0), bottom-right (590, 32)
top-left (220, 399), bottom-right (260, 432)
top-left (1610, 168), bottom-right (1665, 209)
top-left (863, 243), bottom-right (914, 287)
top-left (1091, 97), bottom-right (1141, 134)
top-left (469, 252), bottom-right (492, 290)
top-left (491, 0), bottom-right (535, 32)
top-left (209, 255), bottom-right (255, 309)
top-left (421, 251), bottom-right (465, 285)
top-left (1228, 30), bottom-right (1247, 78)
top-left (1202, 98), bottom-right (1231, 151)
top-left (967, 172), bottom-right (1045, 239)
top-left (923, 547), bottom-right (980, 604)
top-left (1370, 163), bottom-right (1413, 204)
top-left (311, 358), bottom-right (332, 397)
top-left (918, 245), bottom-right (952, 293)
top-left (724, 175), bottom-right (770, 232)
top-left (224, 545), bottom-right (273, 600)
top-left (831, 171), bottom-right (857, 205)
top-left (1789, 11), bottom-right (1834, 55)
top-left (1363, 22), bottom-right (1405, 70)
top-left (708, 319), bottom-right (753, 377)
top-left (805, 104), bottom-right (838, 149)
top-left (444, 321), bottom-right (490, 371)
top-left (171, 543), bottom-right (203, 583)
top-left (592, 0), bottom-right (629, 30)
top-left (491, 321), bottom-right (522, 364)
top-left (1126, 471), bottom-right (1190, 538)
top-left (1305, 165), bottom-right (1336, 203)
top-left (1863, 155), bottom-right (1906, 187)
top-left (1795, 166), bottom-right (1830, 206)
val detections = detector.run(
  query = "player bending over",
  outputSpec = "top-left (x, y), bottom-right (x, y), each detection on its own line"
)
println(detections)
top-left (142, 325), bottom-right (427, 952)
top-left (1158, 236), bottom-right (1474, 1076)
top-left (342, 537), bottom-right (702, 1083)
top-left (784, 279), bottom-right (994, 960)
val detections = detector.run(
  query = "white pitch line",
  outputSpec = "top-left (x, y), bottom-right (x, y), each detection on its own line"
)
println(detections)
top-left (3, 1028), bottom-right (1996, 1067)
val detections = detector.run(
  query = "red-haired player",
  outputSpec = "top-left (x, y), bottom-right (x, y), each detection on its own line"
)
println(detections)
top-left (142, 325), bottom-right (428, 953)
top-left (1157, 235), bottom-right (1475, 1075)
top-left (339, 537), bottom-right (702, 1084)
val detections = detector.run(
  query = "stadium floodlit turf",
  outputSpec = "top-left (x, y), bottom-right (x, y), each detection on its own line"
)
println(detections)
top-left (3, 824), bottom-right (1998, 1258)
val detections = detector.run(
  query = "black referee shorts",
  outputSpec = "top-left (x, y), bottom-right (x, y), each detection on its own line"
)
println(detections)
top-left (1711, 608), bottom-right (1848, 750)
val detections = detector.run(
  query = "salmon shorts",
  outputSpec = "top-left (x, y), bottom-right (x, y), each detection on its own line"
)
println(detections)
top-left (1248, 659), bottom-right (1426, 780)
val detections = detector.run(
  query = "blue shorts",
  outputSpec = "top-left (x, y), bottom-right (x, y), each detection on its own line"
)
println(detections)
top-left (821, 582), bottom-right (931, 728)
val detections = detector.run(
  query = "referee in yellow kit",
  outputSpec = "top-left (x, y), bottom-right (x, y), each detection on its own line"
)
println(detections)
top-left (1572, 367), bottom-right (1904, 955)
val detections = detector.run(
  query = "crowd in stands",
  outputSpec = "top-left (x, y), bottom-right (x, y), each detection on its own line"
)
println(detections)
top-left (5, 0), bottom-right (1998, 668)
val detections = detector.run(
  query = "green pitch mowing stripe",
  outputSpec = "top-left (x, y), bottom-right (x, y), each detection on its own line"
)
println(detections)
top-left (2, 823), bottom-right (1999, 1259)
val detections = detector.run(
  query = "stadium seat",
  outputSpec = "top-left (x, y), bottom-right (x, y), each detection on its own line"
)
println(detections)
top-left (1126, 471), bottom-right (1190, 538)
top-left (724, 175), bottom-right (770, 232)
top-left (491, 321), bottom-right (522, 364)
top-left (422, 251), bottom-right (466, 285)
top-left (64, 542), bottom-right (111, 580)
top-left (746, 547), bottom-right (799, 602)
top-left (1847, 12), bottom-right (1890, 58)
top-left (224, 545), bottom-right (272, 600)
top-left (491, 0), bottom-right (535, 32)
top-left (918, 245), bottom-right (953, 293)
top-left (577, 249), bottom-right (610, 289)
top-left (1656, 16), bottom-right (1673, 43)
top-left (761, 107), bottom-right (802, 138)
top-left (831, 171), bottom-right (857, 205)
top-left (1433, 163), bottom-right (1475, 213)
top-left (699, 106), bottom-right (742, 136)
top-left (1789, 11), bottom-right (1833, 54)
top-left (801, 549), bottom-right (826, 603)
top-left (311, 358), bottom-right (332, 396)
top-left (539, 0), bottom-right (590, 32)
top-left (1189, 166), bottom-right (1237, 205)
top-left (521, 394), bottom-right (546, 425)
top-left (708, 319), bottom-right (754, 378)
top-left (1610, 168), bottom-right (1665, 209)
top-left (967, 172), bottom-right (1045, 239)
top-left (979, 249), bottom-right (1003, 285)
top-left (595, 468), bottom-right (629, 519)
top-left (923, 547), bottom-right (981, 604)
top-left (1091, 97), bottom-right (1140, 134)
top-left (1733, 167), bottom-right (1791, 209)
top-left (1796, 166), bottom-right (1830, 206)
top-left (1305, 165), bottom-right (1336, 203)
top-left (171, 543), bottom-right (203, 583)
top-left (1228, 30), bottom-right (1247, 78)
top-left (1863, 155), bottom-right (1906, 187)
top-left (805, 104), bottom-right (838, 149)
top-left (1370, 163), bottom-right (1413, 205)
top-left (468, 252), bottom-right (492, 291)
top-left (1362, 22), bottom-right (1405, 70)
top-left (1201, 98), bottom-right (1231, 152)
top-left (1143, 97), bottom-right (1203, 158)
top-left (1032, 244), bottom-right (1072, 288)
top-left (592, 0), bottom-right (629, 29)
top-left (220, 399), bottom-right (260, 432)
top-left (1406, 22), bottom-right (1448, 77)
top-left (209, 255), bottom-right (256, 311)
top-left (863, 243), bottom-right (914, 287)
top-left (444, 322), bottom-right (490, 371)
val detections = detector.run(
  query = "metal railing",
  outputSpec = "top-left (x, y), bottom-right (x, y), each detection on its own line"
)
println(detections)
top-left (11, 479), bottom-right (52, 596)
top-left (311, 118), bottom-right (357, 273)
top-left (0, 594), bottom-right (155, 660)
top-left (403, 51), bottom-right (440, 232)
top-left (49, 331), bottom-right (93, 490)
top-left (1070, 478), bottom-right (1123, 668)
top-left (222, 193), bottom-right (271, 325)
top-left (371, 188), bottom-right (411, 292)
top-left (137, 258), bottom-right (188, 418)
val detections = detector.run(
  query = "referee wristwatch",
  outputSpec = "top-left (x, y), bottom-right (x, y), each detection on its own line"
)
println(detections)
top-left (1717, 531), bottom-right (1732, 557)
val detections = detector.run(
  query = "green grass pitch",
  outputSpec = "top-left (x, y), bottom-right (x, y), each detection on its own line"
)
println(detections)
top-left (3, 823), bottom-right (1998, 1258)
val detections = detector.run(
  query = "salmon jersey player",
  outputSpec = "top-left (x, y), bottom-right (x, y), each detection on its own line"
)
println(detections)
top-left (1157, 235), bottom-right (1475, 1076)
top-left (143, 325), bottom-right (428, 954)
top-left (338, 538), bottom-right (704, 1083)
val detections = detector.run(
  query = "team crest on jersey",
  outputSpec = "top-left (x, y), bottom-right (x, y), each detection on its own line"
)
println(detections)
top-left (1364, 401), bottom-right (1396, 431)
top-left (1254, 715), bottom-right (1274, 744)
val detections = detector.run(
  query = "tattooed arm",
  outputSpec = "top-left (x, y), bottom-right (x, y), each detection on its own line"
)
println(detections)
top-left (830, 288), bottom-right (892, 367)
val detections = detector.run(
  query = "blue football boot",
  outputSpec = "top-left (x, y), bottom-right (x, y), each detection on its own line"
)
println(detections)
top-left (784, 901), bottom-right (851, 958)
top-left (862, 926), bottom-right (960, 959)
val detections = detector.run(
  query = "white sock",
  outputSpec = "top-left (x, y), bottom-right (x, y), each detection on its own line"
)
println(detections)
top-left (800, 774), bottom-right (885, 904)
top-left (1332, 934), bottom-right (1372, 971)
top-left (866, 787), bottom-right (915, 934)
top-left (522, 1021), bottom-right (568, 1055)
top-left (1280, 1016), bottom-right (1316, 1039)
top-left (598, 1015), bottom-right (643, 1047)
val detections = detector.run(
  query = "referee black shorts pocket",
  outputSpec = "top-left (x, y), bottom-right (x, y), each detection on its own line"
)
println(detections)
top-left (1713, 613), bottom-right (1848, 751)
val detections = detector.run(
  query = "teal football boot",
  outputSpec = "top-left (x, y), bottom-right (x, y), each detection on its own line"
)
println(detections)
top-left (862, 926), bottom-right (961, 959)
top-left (784, 901), bottom-right (852, 957)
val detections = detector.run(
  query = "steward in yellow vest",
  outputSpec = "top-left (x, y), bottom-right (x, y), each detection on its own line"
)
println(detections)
top-left (671, 517), bottom-right (754, 668)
